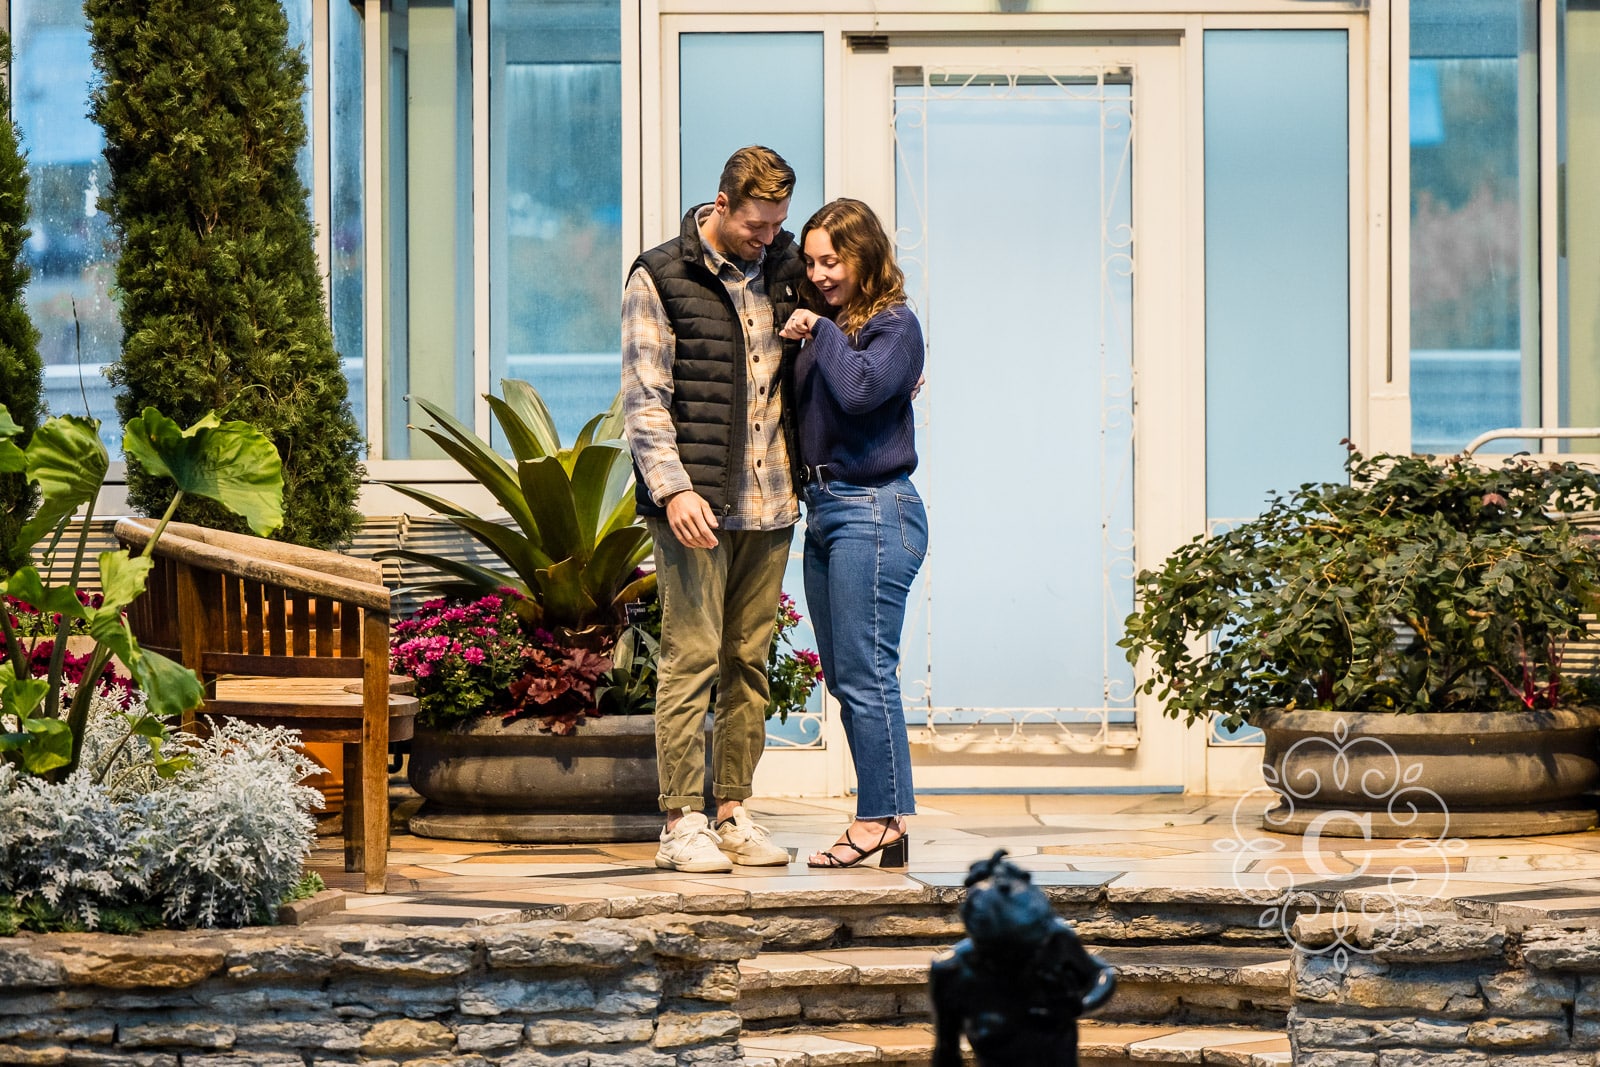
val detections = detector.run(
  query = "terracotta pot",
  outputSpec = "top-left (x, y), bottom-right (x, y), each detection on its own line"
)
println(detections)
top-left (1255, 707), bottom-right (1600, 837)
top-left (406, 713), bottom-right (711, 843)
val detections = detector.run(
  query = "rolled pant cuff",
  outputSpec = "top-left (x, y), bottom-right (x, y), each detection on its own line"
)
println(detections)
top-left (714, 784), bottom-right (753, 802)
top-left (659, 795), bottom-right (704, 813)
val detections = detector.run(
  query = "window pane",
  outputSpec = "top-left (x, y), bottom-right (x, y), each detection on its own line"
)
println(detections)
top-left (679, 34), bottom-right (823, 230)
top-left (389, 0), bottom-right (474, 460)
top-left (284, 0), bottom-right (314, 200)
top-left (332, 0), bottom-right (367, 443)
top-left (1562, 1), bottom-right (1600, 448)
top-left (490, 0), bottom-right (621, 446)
top-left (13, 0), bottom-right (122, 455)
top-left (1410, 0), bottom-right (1539, 454)
top-left (1204, 30), bottom-right (1350, 522)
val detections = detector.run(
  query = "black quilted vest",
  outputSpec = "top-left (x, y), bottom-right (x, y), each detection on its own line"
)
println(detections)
top-left (631, 206), bottom-right (806, 519)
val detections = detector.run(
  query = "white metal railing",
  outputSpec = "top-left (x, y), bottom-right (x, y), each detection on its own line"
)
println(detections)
top-left (1462, 427), bottom-right (1600, 456)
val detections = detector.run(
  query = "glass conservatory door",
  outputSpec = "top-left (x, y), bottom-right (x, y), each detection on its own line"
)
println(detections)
top-left (845, 38), bottom-right (1193, 793)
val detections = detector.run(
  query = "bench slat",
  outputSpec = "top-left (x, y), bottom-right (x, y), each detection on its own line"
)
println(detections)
top-left (266, 586), bottom-right (287, 657)
top-left (291, 590), bottom-right (310, 656)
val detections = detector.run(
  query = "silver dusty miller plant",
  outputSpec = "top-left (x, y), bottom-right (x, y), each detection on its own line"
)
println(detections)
top-left (1, 690), bottom-right (323, 929)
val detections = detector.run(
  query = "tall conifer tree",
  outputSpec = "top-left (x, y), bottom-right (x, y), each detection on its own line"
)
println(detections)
top-left (87, 0), bottom-right (364, 547)
top-left (0, 32), bottom-right (46, 571)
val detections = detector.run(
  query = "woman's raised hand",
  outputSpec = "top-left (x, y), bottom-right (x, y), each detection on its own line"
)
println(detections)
top-left (780, 309), bottom-right (820, 340)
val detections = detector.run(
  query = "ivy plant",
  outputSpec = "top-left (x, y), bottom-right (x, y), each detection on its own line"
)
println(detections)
top-left (1120, 450), bottom-right (1600, 731)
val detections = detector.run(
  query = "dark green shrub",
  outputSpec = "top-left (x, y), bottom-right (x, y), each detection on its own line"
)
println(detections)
top-left (1122, 451), bottom-right (1600, 729)
top-left (0, 32), bottom-right (45, 572)
top-left (87, 0), bottom-right (364, 547)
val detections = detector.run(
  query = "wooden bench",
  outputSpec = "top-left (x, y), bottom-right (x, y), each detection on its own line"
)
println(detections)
top-left (116, 518), bottom-right (417, 894)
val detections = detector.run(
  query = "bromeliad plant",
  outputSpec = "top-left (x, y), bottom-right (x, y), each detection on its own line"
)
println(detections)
top-left (1120, 449), bottom-right (1600, 732)
top-left (0, 401), bottom-right (283, 780)
top-left (379, 382), bottom-right (654, 637)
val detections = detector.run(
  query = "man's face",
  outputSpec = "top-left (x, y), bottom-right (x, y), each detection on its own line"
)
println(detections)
top-left (711, 193), bottom-right (789, 261)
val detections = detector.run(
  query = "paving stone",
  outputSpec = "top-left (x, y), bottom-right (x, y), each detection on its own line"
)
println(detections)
top-left (738, 953), bottom-right (853, 991)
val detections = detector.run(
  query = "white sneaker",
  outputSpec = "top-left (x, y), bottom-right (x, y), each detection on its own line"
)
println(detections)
top-left (655, 812), bottom-right (734, 873)
top-left (715, 806), bottom-right (791, 866)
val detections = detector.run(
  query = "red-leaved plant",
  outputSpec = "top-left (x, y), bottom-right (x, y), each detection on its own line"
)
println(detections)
top-left (392, 590), bottom-right (617, 734)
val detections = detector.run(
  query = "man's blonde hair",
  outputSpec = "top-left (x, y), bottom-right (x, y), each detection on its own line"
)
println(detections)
top-left (718, 146), bottom-right (796, 210)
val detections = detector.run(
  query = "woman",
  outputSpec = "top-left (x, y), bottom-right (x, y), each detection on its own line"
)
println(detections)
top-left (779, 198), bottom-right (927, 869)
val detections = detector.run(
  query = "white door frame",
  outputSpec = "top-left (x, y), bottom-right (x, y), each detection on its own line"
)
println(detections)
top-left (647, 10), bottom-right (1378, 799)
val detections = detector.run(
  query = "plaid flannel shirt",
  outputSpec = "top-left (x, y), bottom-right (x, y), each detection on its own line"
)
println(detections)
top-left (620, 212), bottom-right (798, 531)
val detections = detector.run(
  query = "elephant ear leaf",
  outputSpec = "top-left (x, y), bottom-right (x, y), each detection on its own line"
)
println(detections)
top-left (18, 415), bottom-right (109, 550)
top-left (123, 408), bottom-right (285, 537)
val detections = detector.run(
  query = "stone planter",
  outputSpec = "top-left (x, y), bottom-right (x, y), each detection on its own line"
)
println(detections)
top-left (407, 713), bottom-right (709, 843)
top-left (1257, 707), bottom-right (1600, 837)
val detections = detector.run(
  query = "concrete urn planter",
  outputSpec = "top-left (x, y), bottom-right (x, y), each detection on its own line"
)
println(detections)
top-left (1256, 707), bottom-right (1600, 838)
top-left (407, 713), bottom-right (710, 843)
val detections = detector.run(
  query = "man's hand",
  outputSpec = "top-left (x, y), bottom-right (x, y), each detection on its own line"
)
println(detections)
top-left (780, 309), bottom-right (820, 340)
top-left (665, 490), bottom-right (720, 549)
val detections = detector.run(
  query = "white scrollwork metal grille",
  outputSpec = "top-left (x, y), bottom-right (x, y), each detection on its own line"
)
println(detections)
top-left (894, 66), bottom-right (1139, 753)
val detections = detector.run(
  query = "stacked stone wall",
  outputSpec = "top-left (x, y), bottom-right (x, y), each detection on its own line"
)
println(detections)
top-left (0, 914), bottom-right (760, 1066)
top-left (1291, 912), bottom-right (1600, 1066)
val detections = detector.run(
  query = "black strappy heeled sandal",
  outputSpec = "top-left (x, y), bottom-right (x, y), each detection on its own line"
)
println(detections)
top-left (806, 819), bottom-right (910, 869)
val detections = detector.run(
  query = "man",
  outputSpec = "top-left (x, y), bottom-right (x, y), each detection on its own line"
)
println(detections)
top-left (621, 146), bottom-right (804, 873)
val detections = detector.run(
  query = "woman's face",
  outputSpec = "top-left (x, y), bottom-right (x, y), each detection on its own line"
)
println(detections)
top-left (803, 228), bottom-right (859, 310)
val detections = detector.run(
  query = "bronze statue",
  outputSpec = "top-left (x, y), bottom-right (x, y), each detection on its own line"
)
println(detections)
top-left (931, 850), bottom-right (1115, 1066)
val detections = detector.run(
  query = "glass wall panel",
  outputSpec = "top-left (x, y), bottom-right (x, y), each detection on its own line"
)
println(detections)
top-left (490, 0), bottom-right (621, 446)
top-left (1410, 0), bottom-right (1538, 454)
top-left (388, 0), bottom-right (474, 459)
top-left (12, 0), bottom-right (122, 454)
top-left (1204, 30), bottom-right (1350, 523)
top-left (1561, 1), bottom-right (1600, 447)
top-left (679, 34), bottom-right (823, 231)
top-left (332, 0), bottom-right (367, 443)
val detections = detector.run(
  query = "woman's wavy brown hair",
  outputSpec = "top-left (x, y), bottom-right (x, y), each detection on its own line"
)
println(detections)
top-left (799, 198), bottom-right (907, 336)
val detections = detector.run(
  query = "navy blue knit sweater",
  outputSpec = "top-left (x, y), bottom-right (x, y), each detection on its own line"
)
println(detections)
top-left (794, 303), bottom-right (925, 486)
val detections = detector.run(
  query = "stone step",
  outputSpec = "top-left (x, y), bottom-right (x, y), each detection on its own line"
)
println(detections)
top-left (741, 1020), bottom-right (1292, 1066)
top-left (739, 943), bottom-right (1292, 1031)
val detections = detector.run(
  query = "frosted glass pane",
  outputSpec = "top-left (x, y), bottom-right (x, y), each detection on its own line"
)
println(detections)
top-left (13, 0), bottom-right (123, 456)
top-left (894, 79), bottom-right (1135, 717)
top-left (491, 0), bottom-right (622, 447)
top-left (679, 34), bottom-right (822, 229)
top-left (1205, 30), bottom-right (1350, 522)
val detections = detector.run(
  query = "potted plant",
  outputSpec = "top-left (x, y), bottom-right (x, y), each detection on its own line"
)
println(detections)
top-left (0, 402), bottom-right (327, 930)
top-left (1120, 448), bottom-right (1600, 837)
top-left (384, 384), bottom-right (821, 842)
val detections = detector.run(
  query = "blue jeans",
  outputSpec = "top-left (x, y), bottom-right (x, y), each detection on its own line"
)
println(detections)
top-left (803, 474), bottom-right (928, 819)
